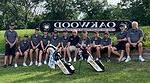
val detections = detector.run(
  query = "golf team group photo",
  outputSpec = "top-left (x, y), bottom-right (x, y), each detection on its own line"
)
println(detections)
top-left (3, 20), bottom-right (145, 74)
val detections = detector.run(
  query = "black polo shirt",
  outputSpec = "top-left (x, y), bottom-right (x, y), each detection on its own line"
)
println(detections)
top-left (116, 31), bottom-right (127, 40)
top-left (68, 35), bottom-right (80, 46)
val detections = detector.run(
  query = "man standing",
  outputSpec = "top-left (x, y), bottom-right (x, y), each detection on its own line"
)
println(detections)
top-left (67, 30), bottom-right (80, 62)
top-left (4, 23), bottom-right (18, 68)
top-left (29, 28), bottom-right (41, 66)
top-left (125, 21), bottom-right (145, 62)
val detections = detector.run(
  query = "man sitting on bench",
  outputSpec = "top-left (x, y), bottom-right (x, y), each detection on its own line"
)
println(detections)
top-left (125, 21), bottom-right (145, 62)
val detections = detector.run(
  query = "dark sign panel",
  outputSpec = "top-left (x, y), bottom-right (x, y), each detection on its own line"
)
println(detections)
top-left (40, 20), bottom-right (131, 32)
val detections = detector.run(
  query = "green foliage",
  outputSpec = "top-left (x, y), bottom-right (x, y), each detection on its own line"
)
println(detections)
top-left (0, 61), bottom-right (150, 82)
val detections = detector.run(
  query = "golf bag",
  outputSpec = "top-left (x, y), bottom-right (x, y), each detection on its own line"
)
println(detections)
top-left (81, 48), bottom-right (105, 72)
top-left (48, 44), bottom-right (75, 75)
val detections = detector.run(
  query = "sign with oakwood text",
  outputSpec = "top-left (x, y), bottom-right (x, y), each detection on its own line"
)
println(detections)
top-left (40, 20), bottom-right (132, 32)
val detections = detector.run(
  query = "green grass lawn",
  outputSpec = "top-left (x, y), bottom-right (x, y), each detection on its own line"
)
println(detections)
top-left (0, 60), bottom-right (150, 83)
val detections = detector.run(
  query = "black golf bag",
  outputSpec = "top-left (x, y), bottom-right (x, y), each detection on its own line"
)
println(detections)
top-left (48, 45), bottom-right (75, 75)
top-left (81, 48), bottom-right (105, 72)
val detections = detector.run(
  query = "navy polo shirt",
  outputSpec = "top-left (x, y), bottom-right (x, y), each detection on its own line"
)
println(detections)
top-left (68, 35), bottom-right (80, 46)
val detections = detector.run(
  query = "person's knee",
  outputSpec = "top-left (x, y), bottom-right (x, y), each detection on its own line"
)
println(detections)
top-left (16, 52), bottom-right (20, 56)
top-left (96, 47), bottom-right (100, 51)
top-left (126, 43), bottom-right (130, 48)
top-left (138, 42), bottom-right (143, 47)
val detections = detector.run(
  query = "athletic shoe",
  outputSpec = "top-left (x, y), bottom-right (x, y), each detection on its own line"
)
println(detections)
top-left (125, 56), bottom-right (131, 62)
top-left (139, 56), bottom-right (145, 62)
top-left (14, 64), bottom-right (18, 68)
top-left (3, 64), bottom-right (7, 68)
top-left (35, 61), bottom-right (38, 65)
top-left (29, 61), bottom-right (33, 66)
top-left (38, 62), bottom-right (42, 67)
top-left (68, 58), bottom-right (72, 62)
top-left (96, 58), bottom-right (99, 61)
top-left (8, 64), bottom-right (13, 67)
top-left (44, 60), bottom-right (47, 64)
top-left (73, 57), bottom-right (77, 62)
top-left (23, 63), bottom-right (27, 67)
top-left (107, 57), bottom-right (111, 62)
top-left (121, 57), bottom-right (126, 61)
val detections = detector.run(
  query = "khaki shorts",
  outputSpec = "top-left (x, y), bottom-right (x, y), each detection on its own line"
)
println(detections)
top-left (69, 46), bottom-right (77, 52)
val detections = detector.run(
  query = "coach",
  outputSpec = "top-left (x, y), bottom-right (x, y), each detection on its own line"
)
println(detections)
top-left (125, 21), bottom-right (145, 62)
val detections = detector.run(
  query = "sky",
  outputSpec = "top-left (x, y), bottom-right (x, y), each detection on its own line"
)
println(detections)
top-left (107, 0), bottom-right (121, 5)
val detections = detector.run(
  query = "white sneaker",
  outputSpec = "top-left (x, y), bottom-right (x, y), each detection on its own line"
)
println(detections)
top-left (35, 61), bottom-right (38, 65)
top-left (23, 63), bottom-right (27, 67)
top-left (125, 56), bottom-right (131, 62)
top-left (96, 58), bottom-right (99, 61)
top-left (68, 58), bottom-right (72, 62)
top-left (14, 64), bottom-right (18, 68)
top-left (73, 57), bottom-right (77, 62)
top-left (139, 56), bottom-right (145, 62)
top-left (121, 57), bottom-right (126, 62)
top-left (29, 61), bottom-right (33, 66)
top-left (38, 62), bottom-right (42, 67)
top-left (44, 60), bottom-right (47, 64)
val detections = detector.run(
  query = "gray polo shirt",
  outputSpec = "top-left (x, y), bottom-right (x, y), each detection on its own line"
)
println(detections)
top-left (31, 34), bottom-right (41, 46)
top-left (79, 37), bottom-right (91, 46)
top-left (42, 35), bottom-right (50, 46)
top-left (127, 28), bottom-right (143, 43)
top-left (90, 37), bottom-right (101, 45)
top-left (4, 30), bottom-right (18, 43)
top-left (60, 36), bottom-right (69, 47)
top-left (19, 39), bottom-right (30, 51)
top-left (116, 31), bottom-right (127, 39)
top-left (101, 38), bottom-right (111, 46)
top-left (50, 36), bottom-right (61, 47)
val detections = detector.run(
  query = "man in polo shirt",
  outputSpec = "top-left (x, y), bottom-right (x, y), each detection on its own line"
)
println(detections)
top-left (4, 23), bottom-right (18, 68)
top-left (101, 31), bottom-right (112, 62)
top-left (29, 28), bottom-right (41, 66)
top-left (89, 31), bottom-right (101, 61)
top-left (14, 35), bottom-right (30, 67)
top-left (111, 24), bottom-right (128, 62)
top-left (60, 30), bottom-right (69, 62)
top-left (38, 31), bottom-right (50, 66)
top-left (50, 30), bottom-right (61, 49)
top-left (125, 21), bottom-right (145, 62)
top-left (67, 30), bottom-right (80, 62)
top-left (78, 31), bottom-right (91, 60)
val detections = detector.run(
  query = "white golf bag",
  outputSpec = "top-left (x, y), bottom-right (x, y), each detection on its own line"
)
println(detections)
top-left (81, 48), bottom-right (105, 72)
top-left (48, 44), bottom-right (75, 75)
